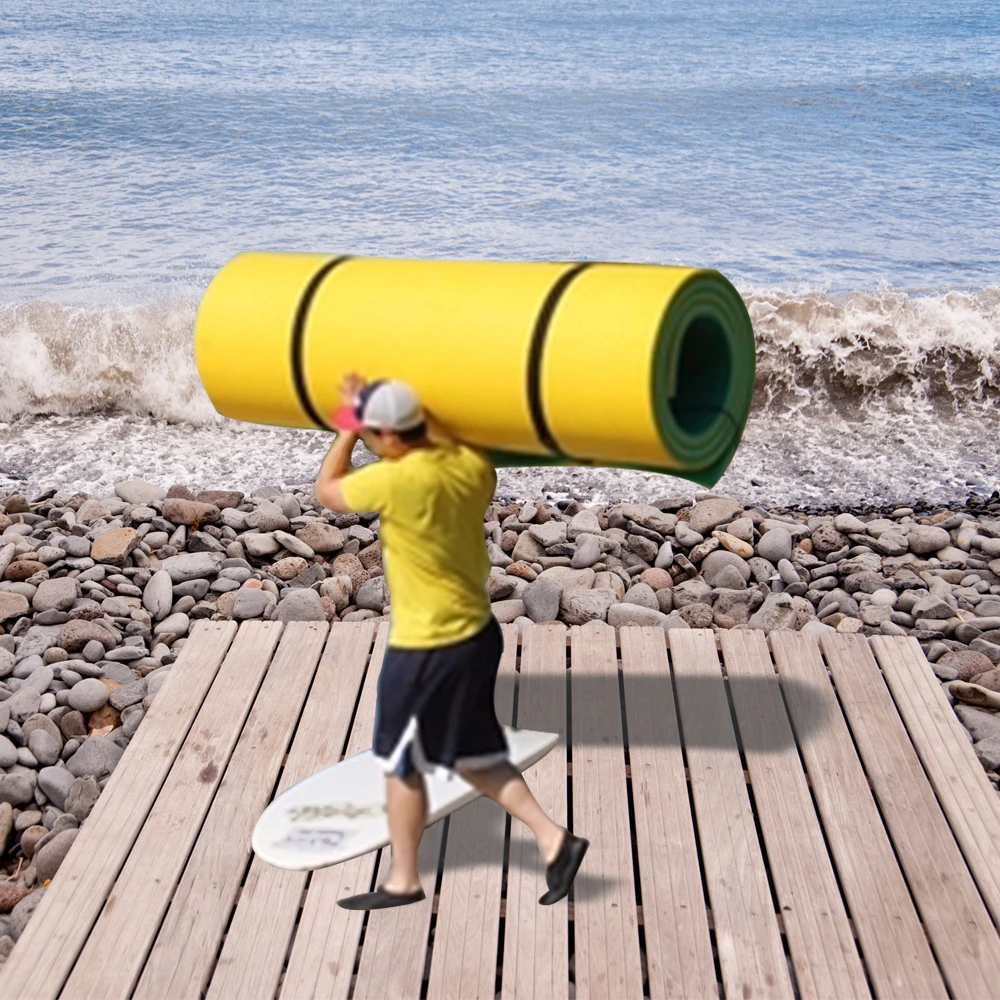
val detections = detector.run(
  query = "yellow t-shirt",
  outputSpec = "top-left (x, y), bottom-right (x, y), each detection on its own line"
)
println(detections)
top-left (339, 445), bottom-right (496, 649)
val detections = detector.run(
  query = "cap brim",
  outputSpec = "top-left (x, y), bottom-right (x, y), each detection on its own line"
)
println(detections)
top-left (332, 405), bottom-right (365, 432)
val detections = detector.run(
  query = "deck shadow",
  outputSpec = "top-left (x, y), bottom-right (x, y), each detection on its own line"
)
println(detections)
top-left (517, 673), bottom-right (830, 751)
top-left (441, 829), bottom-right (617, 901)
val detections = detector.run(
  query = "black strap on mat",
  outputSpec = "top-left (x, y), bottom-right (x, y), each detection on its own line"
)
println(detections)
top-left (526, 262), bottom-right (594, 455)
top-left (290, 255), bottom-right (353, 430)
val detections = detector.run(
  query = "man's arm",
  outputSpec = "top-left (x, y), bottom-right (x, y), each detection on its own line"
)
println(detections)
top-left (314, 430), bottom-right (358, 512)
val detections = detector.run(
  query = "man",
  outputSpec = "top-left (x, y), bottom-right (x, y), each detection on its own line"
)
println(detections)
top-left (314, 373), bottom-right (588, 910)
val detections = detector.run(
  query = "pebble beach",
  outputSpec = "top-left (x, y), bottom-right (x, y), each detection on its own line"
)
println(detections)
top-left (1, 475), bottom-right (1000, 954)
top-left (4, 0), bottom-right (1000, 968)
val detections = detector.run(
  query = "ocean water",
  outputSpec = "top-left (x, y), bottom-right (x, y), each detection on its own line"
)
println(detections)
top-left (2, 0), bottom-right (998, 505)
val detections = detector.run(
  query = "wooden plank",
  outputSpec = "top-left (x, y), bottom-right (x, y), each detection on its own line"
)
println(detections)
top-left (134, 620), bottom-right (329, 1000)
top-left (207, 620), bottom-right (380, 1000)
top-left (822, 633), bottom-right (1000, 1000)
top-left (501, 622), bottom-right (568, 1000)
top-left (0, 620), bottom-right (237, 1000)
top-left (871, 635), bottom-right (1000, 928)
top-left (721, 630), bottom-right (869, 1000)
top-left (425, 623), bottom-right (518, 1000)
top-left (569, 622), bottom-right (643, 1000)
top-left (274, 620), bottom-right (390, 1000)
top-left (770, 631), bottom-right (947, 1000)
top-left (63, 620), bottom-right (284, 999)
top-left (619, 626), bottom-right (716, 1000)
top-left (668, 628), bottom-right (794, 1000)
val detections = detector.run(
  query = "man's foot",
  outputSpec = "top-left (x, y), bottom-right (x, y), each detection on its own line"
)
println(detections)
top-left (337, 884), bottom-right (426, 911)
top-left (539, 831), bottom-right (589, 905)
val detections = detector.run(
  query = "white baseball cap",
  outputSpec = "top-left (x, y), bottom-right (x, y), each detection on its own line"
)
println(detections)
top-left (333, 379), bottom-right (424, 433)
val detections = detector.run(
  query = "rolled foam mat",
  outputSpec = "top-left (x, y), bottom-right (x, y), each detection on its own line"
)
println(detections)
top-left (194, 253), bottom-right (755, 487)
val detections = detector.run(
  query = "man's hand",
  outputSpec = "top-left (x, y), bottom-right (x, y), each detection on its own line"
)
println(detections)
top-left (339, 371), bottom-right (366, 409)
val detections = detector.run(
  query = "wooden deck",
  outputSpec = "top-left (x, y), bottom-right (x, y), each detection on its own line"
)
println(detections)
top-left (3, 619), bottom-right (1000, 1000)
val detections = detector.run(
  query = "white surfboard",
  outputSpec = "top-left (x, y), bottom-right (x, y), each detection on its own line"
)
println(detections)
top-left (253, 726), bottom-right (559, 871)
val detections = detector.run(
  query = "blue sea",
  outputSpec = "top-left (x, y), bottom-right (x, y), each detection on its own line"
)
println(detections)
top-left (1, 0), bottom-right (998, 505)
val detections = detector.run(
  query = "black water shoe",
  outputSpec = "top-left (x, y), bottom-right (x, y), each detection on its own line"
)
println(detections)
top-left (539, 831), bottom-right (589, 905)
top-left (337, 885), bottom-right (426, 910)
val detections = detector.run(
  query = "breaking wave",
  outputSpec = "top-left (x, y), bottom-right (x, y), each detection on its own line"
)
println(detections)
top-left (2, 286), bottom-right (999, 428)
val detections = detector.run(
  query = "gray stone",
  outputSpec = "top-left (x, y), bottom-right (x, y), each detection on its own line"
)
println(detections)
top-left (342, 609), bottom-right (377, 622)
top-left (755, 528), bottom-right (792, 564)
top-left (874, 531), bottom-right (908, 556)
top-left (241, 532), bottom-right (279, 558)
top-left (652, 541), bottom-right (674, 569)
top-left (25, 664), bottom-right (54, 694)
top-left (617, 504), bottom-right (677, 534)
top-left (100, 596), bottom-right (130, 618)
top-left (687, 497), bottom-right (743, 535)
top-left (524, 578), bottom-right (563, 623)
top-left (356, 576), bottom-right (389, 613)
top-left (9, 887), bottom-right (46, 941)
top-left (907, 525), bottom-right (951, 555)
top-left (245, 501), bottom-right (290, 533)
top-left (0, 801), bottom-right (11, 852)
top-left (491, 600), bottom-right (526, 624)
top-left (153, 612), bottom-right (190, 638)
top-left (159, 552), bottom-right (222, 583)
top-left (28, 729), bottom-right (60, 766)
top-left (712, 565), bottom-right (747, 590)
top-left (537, 567), bottom-right (595, 592)
top-left (66, 736), bottom-right (123, 778)
top-left (0, 735), bottom-right (17, 768)
top-left (65, 774), bottom-right (100, 821)
top-left (801, 619), bottom-right (836, 635)
top-left (974, 737), bottom-right (1000, 771)
top-left (607, 603), bottom-right (670, 629)
top-left (811, 523), bottom-right (848, 552)
top-left (661, 611), bottom-right (692, 631)
top-left (701, 550), bottom-right (751, 587)
top-left (621, 582), bottom-right (659, 611)
top-left (0, 647), bottom-right (13, 678)
top-left (273, 530), bottom-right (314, 558)
top-left (0, 774), bottom-right (34, 805)
top-left (970, 638), bottom-right (1000, 663)
top-left (572, 534), bottom-right (602, 569)
top-left (672, 578), bottom-right (714, 608)
top-left (7, 687), bottom-right (41, 723)
top-left (834, 513), bottom-right (867, 534)
top-left (16, 625), bottom-right (63, 659)
top-left (67, 678), bottom-right (109, 713)
top-left (109, 680), bottom-right (146, 711)
top-left (673, 522), bottom-right (703, 548)
top-left (60, 535), bottom-right (92, 558)
top-left (34, 828), bottom-right (79, 882)
top-left (115, 480), bottom-right (166, 505)
top-left (747, 593), bottom-right (797, 633)
top-left (911, 596), bottom-right (955, 621)
top-left (232, 588), bottom-right (273, 620)
top-left (275, 589), bottom-right (326, 622)
top-left (559, 588), bottom-right (618, 625)
top-left (712, 588), bottom-right (763, 624)
top-left (294, 522), bottom-right (345, 554)
top-left (31, 578), bottom-right (81, 614)
top-left (37, 766), bottom-right (74, 810)
top-left (512, 532), bottom-right (547, 564)
top-left (173, 579), bottom-right (210, 601)
top-left (527, 522), bottom-right (566, 548)
top-left (567, 510), bottom-right (602, 541)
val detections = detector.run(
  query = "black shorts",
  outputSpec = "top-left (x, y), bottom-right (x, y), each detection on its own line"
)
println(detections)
top-left (373, 616), bottom-right (509, 778)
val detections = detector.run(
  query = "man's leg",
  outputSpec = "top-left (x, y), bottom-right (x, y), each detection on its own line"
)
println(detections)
top-left (458, 762), bottom-right (565, 862)
top-left (382, 771), bottom-right (428, 894)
